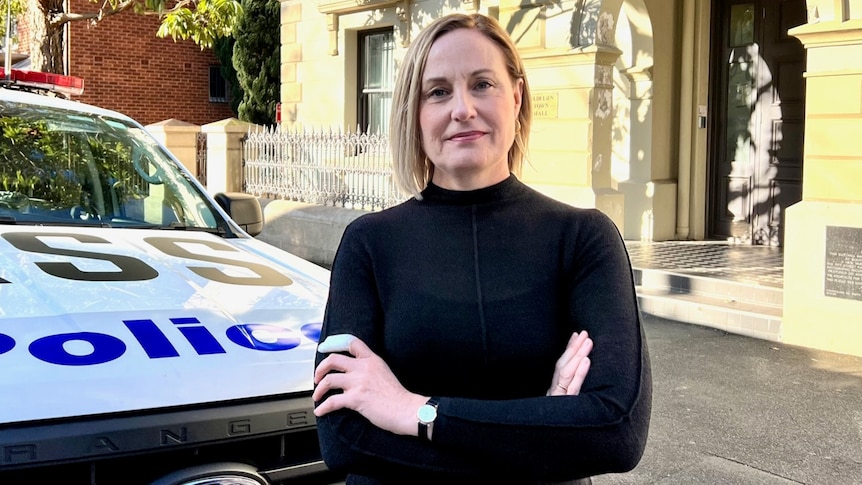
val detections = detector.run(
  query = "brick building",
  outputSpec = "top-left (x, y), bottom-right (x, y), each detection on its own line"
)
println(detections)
top-left (61, 0), bottom-right (235, 126)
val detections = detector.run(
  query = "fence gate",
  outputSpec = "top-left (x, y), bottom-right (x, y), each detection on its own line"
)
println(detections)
top-left (195, 132), bottom-right (207, 186)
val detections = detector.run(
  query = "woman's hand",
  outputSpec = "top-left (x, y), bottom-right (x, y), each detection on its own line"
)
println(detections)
top-left (547, 331), bottom-right (593, 396)
top-left (313, 337), bottom-right (428, 436)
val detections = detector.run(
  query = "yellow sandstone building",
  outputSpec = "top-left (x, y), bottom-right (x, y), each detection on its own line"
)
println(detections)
top-left (275, 0), bottom-right (862, 357)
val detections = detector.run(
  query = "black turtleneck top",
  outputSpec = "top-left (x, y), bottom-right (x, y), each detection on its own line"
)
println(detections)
top-left (315, 175), bottom-right (651, 484)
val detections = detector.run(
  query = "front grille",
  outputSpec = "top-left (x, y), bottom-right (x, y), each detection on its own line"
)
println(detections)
top-left (0, 428), bottom-right (339, 484)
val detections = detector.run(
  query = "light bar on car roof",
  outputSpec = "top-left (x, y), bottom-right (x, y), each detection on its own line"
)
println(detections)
top-left (0, 68), bottom-right (84, 95)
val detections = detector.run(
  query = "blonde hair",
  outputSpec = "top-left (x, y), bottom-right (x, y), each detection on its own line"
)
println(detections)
top-left (389, 13), bottom-right (532, 199)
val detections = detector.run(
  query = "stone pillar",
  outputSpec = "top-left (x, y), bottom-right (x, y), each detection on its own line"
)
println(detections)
top-left (783, 6), bottom-right (862, 357)
top-left (280, 0), bottom-right (303, 127)
top-left (590, 46), bottom-right (626, 231)
top-left (202, 118), bottom-right (255, 194)
top-left (146, 119), bottom-right (200, 177)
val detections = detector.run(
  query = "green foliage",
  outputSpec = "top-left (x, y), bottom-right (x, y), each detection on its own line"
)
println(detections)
top-left (9, 0), bottom-right (242, 75)
top-left (0, 116), bottom-right (77, 208)
top-left (0, 0), bottom-right (26, 41)
top-left (156, 0), bottom-right (243, 49)
top-left (0, 116), bottom-right (141, 213)
top-left (232, 0), bottom-right (279, 125)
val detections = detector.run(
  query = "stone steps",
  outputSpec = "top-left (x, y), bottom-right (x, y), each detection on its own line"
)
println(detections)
top-left (633, 267), bottom-right (783, 342)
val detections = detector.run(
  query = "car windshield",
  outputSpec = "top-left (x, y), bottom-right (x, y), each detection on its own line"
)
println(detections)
top-left (0, 99), bottom-right (224, 232)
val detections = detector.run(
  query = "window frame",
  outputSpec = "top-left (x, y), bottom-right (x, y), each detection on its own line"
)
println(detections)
top-left (209, 65), bottom-right (230, 104)
top-left (357, 28), bottom-right (394, 134)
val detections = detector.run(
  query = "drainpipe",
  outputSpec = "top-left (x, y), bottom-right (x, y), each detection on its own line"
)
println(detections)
top-left (675, 0), bottom-right (695, 240)
top-left (4, 0), bottom-right (11, 78)
top-left (64, 0), bottom-right (70, 75)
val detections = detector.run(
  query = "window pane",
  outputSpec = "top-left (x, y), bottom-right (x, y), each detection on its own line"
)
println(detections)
top-left (363, 32), bottom-right (394, 90)
top-left (730, 4), bottom-right (754, 47)
top-left (209, 65), bottom-right (228, 103)
top-left (359, 29), bottom-right (394, 134)
top-left (366, 92), bottom-right (392, 134)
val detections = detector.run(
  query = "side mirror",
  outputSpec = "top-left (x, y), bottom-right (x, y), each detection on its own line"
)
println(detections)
top-left (214, 192), bottom-right (264, 237)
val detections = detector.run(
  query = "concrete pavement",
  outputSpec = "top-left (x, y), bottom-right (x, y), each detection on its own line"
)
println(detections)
top-left (595, 313), bottom-right (862, 485)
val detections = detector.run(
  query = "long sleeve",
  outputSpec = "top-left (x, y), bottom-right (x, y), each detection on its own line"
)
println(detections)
top-left (314, 177), bottom-right (651, 483)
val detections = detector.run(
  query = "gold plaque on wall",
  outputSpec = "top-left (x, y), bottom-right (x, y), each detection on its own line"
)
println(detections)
top-left (531, 92), bottom-right (559, 119)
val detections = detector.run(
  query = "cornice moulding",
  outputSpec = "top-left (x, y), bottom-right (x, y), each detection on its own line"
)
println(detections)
top-left (317, 0), bottom-right (400, 15)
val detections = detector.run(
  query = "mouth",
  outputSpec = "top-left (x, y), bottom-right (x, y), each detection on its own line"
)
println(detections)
top-left (447, 131), bottom-right (485, 142)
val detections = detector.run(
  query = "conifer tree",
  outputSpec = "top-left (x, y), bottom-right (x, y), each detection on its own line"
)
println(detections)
top-left (232, 0), bottom-right (280, 125)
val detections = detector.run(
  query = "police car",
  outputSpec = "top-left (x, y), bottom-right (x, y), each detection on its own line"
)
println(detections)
top-left (0, 69), bottom-right (334, 484)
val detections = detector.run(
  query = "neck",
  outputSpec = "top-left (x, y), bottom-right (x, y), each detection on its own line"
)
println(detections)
top-left (430, 166), bottom-right (510, 192)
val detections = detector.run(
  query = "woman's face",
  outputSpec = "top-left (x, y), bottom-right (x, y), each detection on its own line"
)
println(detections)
top-left (419, 28), bottom-right (523, 191)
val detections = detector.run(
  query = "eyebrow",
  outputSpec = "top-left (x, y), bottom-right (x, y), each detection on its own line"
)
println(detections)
top-left (422, 69), bottom-right (497, 86)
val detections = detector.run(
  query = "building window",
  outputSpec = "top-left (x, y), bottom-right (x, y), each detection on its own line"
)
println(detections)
top-left (358, 29), bottom-right (394, 134)
top-left (209, 65), bottom-right (229, 103)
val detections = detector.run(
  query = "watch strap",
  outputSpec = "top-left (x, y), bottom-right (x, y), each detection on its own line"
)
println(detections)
top-left (417, 397), bottom-right (439, 441)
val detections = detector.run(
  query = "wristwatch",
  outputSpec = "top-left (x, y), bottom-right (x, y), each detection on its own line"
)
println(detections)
top-left (417, 397), bottom-right (439, 441)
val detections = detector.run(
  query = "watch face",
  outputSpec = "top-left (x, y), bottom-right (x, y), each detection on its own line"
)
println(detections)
top-left (418, 404), bottom-right (437, 423)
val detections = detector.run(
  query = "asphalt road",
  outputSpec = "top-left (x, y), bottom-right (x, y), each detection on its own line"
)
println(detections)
top-left (595, 313), bottom-right (862, 485)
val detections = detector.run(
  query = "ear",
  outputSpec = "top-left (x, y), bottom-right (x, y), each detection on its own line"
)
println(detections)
top-left (512, 77), bottom-right (524, 117)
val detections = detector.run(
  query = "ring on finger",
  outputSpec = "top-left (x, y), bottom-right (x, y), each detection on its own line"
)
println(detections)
top-left (557, 383), bottom-right (567, 391)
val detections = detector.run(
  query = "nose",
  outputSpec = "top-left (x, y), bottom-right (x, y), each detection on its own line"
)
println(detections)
top-left (451, 88), bottom-right (476, 122)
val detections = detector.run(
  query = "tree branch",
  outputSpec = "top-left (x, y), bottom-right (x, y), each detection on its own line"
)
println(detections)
top-left (49, 0), bottom-right (142, 26)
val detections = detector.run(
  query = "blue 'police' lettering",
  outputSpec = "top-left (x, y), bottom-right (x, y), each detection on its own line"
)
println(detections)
top-left (1, 318), bottom-right (322, 365)
top-left (226, 324), bottom-right (301, 351)
top-left (29, 332), bottom-right (126, 366)
top-left (172, 317), bottom-right (226, 355)
top-left (0, 333), bottom-right (15, 355)
top-left (124, 319), bottom-right (180, 358)
top-left (301, 323), bottom-right (322, 343)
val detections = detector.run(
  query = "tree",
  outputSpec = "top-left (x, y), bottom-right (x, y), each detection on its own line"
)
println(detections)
top-left (232, 0), bottom-right (279, 125)
top-left (0, 0), bottom-right (242, 74)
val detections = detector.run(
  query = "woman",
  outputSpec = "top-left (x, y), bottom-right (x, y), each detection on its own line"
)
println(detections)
top-left (313, 12), bottom-right (651, 484)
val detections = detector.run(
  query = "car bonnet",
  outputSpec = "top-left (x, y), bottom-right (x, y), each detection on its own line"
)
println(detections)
top-left (0, 225), bottom-right (328, 424)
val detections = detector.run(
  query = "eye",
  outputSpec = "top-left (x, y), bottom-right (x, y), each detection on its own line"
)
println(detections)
top-left (474, 80), bottom-right (494, 90)
top-left (428, 88), bottom-right (449, 98)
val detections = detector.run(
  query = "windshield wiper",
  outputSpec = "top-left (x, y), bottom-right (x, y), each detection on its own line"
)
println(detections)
top-left (119, 222), bottom-right (225, 235)
top-left (0, 215), bottom-right (111, 227)
top-left (159, 224), bottom-right (226, 235)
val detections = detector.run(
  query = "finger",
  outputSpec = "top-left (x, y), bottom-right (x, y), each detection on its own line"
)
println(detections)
top-left (572, 331), bottom-right (592, 358)
top-left (556, 338), bottom-right (593, 394)
top-left (313, 353), bottom-right (355, 383)
top-left (312, 371), bottom-right (340, 402)
top-left (556, 337), bottom-right (593, 384)
top-left (566, 357), bottom-right (591, 396)
top-left (344, 337), bottom-right (372, 358)
top-left (313, 390), bottom-right (347, 417)
top-left (555, 331), bottom-right (589, 368)
top-left (547, 381), bottom-right (569, 397)
top-left (550, 331), bottom-right (588, 385)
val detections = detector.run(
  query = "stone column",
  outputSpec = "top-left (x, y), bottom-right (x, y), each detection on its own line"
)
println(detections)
top-left (146, 119), bottom-right (200, 177)
top-left (783, 5), bottom-right (862, 357)
top-left (590, 47), bottom-right (626, 231)
top-left (280, 0), bottom-right (302, 127)
top-left (202, 118), bottom-right (255, 194)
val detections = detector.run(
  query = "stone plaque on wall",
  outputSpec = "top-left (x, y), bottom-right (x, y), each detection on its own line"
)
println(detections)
top-left (531, 92), bottom-right (559, 119)
top-left (824, 225), bottom-right (862, 301)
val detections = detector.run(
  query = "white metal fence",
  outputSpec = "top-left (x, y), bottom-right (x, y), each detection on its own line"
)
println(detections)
top-left (242, 125), bottom-right (404, 211)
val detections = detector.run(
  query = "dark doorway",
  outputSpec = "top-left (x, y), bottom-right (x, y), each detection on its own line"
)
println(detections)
top-left (708, 0), bottom-right (806, 245)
